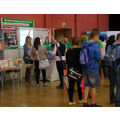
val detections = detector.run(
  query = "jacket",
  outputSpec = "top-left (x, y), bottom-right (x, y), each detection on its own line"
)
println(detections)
top-left (82, 41), bottom-right (101, 71)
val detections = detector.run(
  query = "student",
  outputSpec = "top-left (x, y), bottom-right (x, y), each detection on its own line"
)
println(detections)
top-left (43, 36), bottom-right (52, 51)
top-left (64, 37), bottom-right (72, 49)
top-left (81, 28), bottom-right (101, 107)
top-left (106, 35), bottom-right (115, 51)
top-left (105, 36), bottom-right (109, 43)
top-left (99, 36), bottom-right (107, 78)
top-left (66, 37), bottom-right (83, 105)
top-left (107, 33), bottom-right (120, 106)
top-left (52, 35), bottom-right (66, 89)
top-left (23, 36), bottom-right (33, 83)
top-left (31, 37), bottom-right (48, 87)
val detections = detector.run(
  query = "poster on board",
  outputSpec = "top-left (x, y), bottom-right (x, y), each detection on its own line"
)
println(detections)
top-left (33, 28), bottom-right (51, 43)
top-left (107, 31), bottom-right (120, 38)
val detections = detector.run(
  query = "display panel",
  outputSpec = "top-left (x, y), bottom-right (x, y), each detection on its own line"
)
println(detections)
top-left (20, 29), bottom-right (33, 47)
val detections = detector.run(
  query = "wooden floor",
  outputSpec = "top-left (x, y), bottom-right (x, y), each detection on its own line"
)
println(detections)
top-left (0, 77), bottom-right (115, 107)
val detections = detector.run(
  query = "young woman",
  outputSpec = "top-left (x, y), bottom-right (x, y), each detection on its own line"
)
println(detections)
top-left (31, 37), bottom-right (48, 87)
top-left (66, 37), bottom-right (83, 105)
top-left (23, 36), bottom-right (33, 83)
top-left (52, 35), bottom-right (66, 89)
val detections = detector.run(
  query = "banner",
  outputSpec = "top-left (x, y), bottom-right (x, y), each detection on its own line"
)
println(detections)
top-left (1, 18), bottom-right (34, 28)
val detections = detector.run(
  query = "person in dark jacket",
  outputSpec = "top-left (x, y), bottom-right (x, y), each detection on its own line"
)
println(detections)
top-left (52, 35), bottom-right (66, 89)
top-left (106, 35), bottom-right (115, 51)
top-left (66, 37), bottom-right (83, 105)
top-left (23, 36), bottom-right (33, 83)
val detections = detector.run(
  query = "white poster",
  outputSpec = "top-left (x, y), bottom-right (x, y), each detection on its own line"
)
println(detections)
top-left (107, 31), bottom-right (120, 38)
top-left (33, 28), bottom-right (51, 43)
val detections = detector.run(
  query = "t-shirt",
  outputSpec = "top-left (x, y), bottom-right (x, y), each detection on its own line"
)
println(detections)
top-left (84, 38), bottom-right (103, 48)
top-left (65, 41), bottom-right (72, 49)
top-left (42, 43), bottom-right (52, 51)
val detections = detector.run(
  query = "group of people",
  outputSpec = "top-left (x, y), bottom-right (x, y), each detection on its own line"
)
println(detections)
top-left (23, 28), bottom-right (120, 107)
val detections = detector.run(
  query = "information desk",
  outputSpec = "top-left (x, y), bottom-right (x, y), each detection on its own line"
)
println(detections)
top-left (0, 64), bottom-right (33, 88)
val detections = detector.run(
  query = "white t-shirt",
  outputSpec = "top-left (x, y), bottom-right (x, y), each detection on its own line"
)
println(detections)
top-left (101, 42), bottom-right (106, 60)
top-left (53, 43), bottom-right (66, 61)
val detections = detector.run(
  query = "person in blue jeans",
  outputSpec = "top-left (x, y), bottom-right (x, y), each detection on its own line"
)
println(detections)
top-left (82, 28), bottom-right (101, 107)
top-left (108, 33), bottom-right (120, 107)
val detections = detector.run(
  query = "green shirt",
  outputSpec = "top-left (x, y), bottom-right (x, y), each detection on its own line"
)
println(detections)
top-left (42, 43), bottom-right (52, 51)
top-left (84, 38), bottom-right (103, 48)
top-left (65, 41), bottom-right (72, 49)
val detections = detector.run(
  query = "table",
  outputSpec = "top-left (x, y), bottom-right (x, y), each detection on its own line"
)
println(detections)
top-left (0, 64), bottom-right (33, 88)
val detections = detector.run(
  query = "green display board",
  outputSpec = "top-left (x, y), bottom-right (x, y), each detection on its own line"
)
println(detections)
top-left (1, 18), bottom-right (34, 28)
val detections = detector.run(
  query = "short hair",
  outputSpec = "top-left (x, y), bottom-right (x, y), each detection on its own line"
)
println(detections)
top-left (71, 37), bottom-right (80, 45)
top-left (90, 28), bottom-right (100, 39)
top-left (80, 35), bottom-right (88, 43)
top-left (99, 36), bottom-right (104, 42)
top-left (117, 33), bottom-right (120, 40)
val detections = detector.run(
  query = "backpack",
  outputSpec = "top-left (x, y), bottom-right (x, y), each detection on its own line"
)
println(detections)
top-left (104, 44), bottom-right (120, 67)
top-left (48, 52), bottom-right (55, 60)
top-left (79, 43), bottom-right (95, 67)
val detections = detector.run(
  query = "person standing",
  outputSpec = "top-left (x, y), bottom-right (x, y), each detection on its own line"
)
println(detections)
top-left (31, 37), bottom-right (48, 87)
top-left (42, 36), bottom-right (52, 51)
top-left (23, 36), bottom-right (33, 83)
top-left (80, 28), bottom-right (101, 107)
top-left (64, 37), bottom-right (72, 49)
top-left (99, 36), bottom-right (107, 78)
top-left (66, 37), bottom-right (83, 105)
top-left (107, 33), bottom-right (120, 106)
top-left (52, 35), bottom-right (66, 89)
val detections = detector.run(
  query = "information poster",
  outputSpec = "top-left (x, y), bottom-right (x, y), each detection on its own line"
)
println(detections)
top-left (4, 29), bottom-right (18, 49)
top-left (20, 29), bottom-right (33, 47)
top-left (33, 28), bottom-right (51, 43)
top-left (107, 31), bottom-right (120, 38)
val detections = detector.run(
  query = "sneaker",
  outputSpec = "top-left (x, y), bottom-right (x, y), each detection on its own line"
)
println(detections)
top-left (69, 102), bottom-right (76, 106)
top-left (83, 103), bottom-right (90, 107)
top-left (43, 83), bottom-right (47, 86)
top-left (34, 84), bottom-right (40, 87)
top-left (91, 104), bottom-right (102, 107)
top-left (79, 100), bottom-right (84, 104)
top-left (56, 85), bottom-right (64, 89)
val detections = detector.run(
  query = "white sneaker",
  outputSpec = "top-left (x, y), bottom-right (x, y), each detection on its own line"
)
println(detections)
top-left (68, 102), bottom-right (76, 106)
top-left (43, 83), bottom-right (47, 86)
top-left (79, 100), bottom-right (84, 104)
top-left (34, 84), bottom-right (40, 87)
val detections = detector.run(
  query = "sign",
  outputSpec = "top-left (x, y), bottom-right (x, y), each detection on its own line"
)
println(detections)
top-left (1, 18), bottom-right (34, 28)
top-left (33, 28), bottom-right (51, 43)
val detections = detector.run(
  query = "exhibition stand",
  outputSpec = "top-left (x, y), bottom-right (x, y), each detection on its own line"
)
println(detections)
top-left (0, 18), bottom-right (59, 84)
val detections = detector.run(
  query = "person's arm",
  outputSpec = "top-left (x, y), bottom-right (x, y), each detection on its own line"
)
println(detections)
top-left (44, 46), bottom-right (48, 55)
top-left (31, 47), bottom-right (35, 60)
top-left (23, 44), bottom-right (31, 59)
top-left (94, 44), bottom-right (101, 61)
top-left (51, 36), bottom-right (57, 44)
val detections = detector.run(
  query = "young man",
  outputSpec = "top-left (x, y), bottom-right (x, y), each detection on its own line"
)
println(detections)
top-left (108, 33), bottom-right (120, 107)
top-left (81, 28), bottom-right (101, 107)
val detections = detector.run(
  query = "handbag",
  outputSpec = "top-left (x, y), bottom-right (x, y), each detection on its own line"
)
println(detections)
top-left (68, 67), bottom-right (82, 80)
top-left (36, 51), bottom-right (50, 69)
top-left (56, 43), bottom-right (66, 69)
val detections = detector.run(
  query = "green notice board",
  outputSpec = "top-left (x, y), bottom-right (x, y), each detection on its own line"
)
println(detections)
top-left (1, 18), bottom-right (34, 28)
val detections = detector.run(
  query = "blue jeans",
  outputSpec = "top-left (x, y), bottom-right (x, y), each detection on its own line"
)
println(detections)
top-left (108, 67), bottom-right (120, 106)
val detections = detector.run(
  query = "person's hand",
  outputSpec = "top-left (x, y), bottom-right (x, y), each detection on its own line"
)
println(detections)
top-left (51, 35), bottom-right (57, 44)
top-left (30, 58), bottom-right (34, 61)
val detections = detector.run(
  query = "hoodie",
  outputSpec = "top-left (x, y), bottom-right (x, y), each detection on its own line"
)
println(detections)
top-left (82, 41), bottom-right (101, 71)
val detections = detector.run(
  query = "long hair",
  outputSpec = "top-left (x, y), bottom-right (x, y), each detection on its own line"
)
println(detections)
top-left (33, 37), bottom-right (41, 50)
top-left (56, 34), bottom-right (65, 45)
top-left (25, 36), bottom-right (32, 46)
top-left (106, 35), bottom-right (115, 50)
